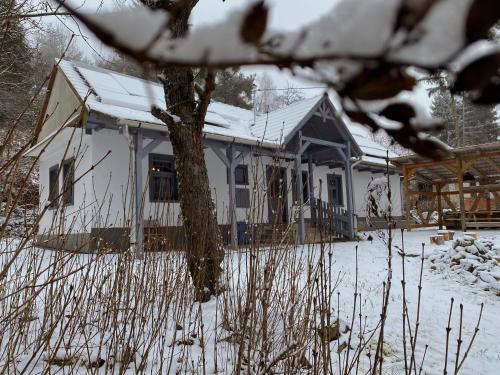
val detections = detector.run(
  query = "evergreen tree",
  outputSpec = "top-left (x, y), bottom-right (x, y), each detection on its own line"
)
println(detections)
top-left (212, 68), bottom-right (255, 109)
top-left (0, 0), bottom-right (33, 129)
top-left (428, 75), bottom-right (499, 147)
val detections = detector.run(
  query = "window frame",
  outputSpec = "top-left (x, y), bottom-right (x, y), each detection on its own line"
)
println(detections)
top-left (227, 164), bottom-right (249, 186)
top-left (327, 174), bottom-right (343, 206)
top-left (149, 153), bottom-right (179, 202)
top-left (62, 158), bottom-right (75, 206)
top-left (48, 165), bottom-right (59, 209)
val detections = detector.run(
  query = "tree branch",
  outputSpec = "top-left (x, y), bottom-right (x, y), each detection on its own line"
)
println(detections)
top-left (151, 105), bottom-right (180, 128)
top-left (195, 70), bottom-right (215, 129)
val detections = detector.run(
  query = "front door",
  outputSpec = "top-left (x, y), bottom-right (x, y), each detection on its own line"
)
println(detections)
top-left (267, 166), bottom-right (288, 223)
top-left (327, 174), bottom-right (343, 207)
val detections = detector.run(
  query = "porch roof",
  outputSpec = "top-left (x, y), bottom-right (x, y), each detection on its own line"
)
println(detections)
top-left (391, 141), bottom-right (500, 183)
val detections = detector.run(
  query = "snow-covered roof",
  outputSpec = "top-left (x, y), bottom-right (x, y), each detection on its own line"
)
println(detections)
top-left (346, 122), bottom-right (398, 166)
top-left (251, 95), bottom-right (324, 142)
top-left (56, 60), bottom-right (394, 166)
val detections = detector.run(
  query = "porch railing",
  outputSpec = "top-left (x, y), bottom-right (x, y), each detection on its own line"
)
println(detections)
top-left (313, 198), bottom-right (352, 238)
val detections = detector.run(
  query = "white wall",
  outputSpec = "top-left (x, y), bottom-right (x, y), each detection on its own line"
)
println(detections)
top-left (38, 127), bottom-right (404, 235)
top-left (352, 169), bottom-right (403, 219)
top-left (38, 127), bottom-right (93, 235)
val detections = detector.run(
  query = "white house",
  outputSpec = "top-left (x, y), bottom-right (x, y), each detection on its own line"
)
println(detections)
top-left (26, 60), bottom-right (403, 252)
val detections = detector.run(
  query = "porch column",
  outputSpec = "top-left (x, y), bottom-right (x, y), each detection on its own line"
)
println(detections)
top-left (308, 156), bottom-right (315, 225)
top-left (227, 145), bottom-right (238, 249)
top-left (437, 183), bottom-right (443, 230)
top-left (295, 155), bottom-right (305, 244)
top-left (344, 142), bottom-right (355, 238)
top-left (296, 132), bottom-right (305, 244)
top-left (135, 128), bottom-right (145, 258)
top-left (457, 158), bottom-right (466, 232)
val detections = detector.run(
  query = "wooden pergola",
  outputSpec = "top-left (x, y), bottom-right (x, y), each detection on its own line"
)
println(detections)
top-left (392, 142), bottom-right (500, 232)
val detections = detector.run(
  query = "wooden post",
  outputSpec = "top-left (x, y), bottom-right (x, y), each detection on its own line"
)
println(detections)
top-left (135, 128), bottom-right (144, 258)
top-left (227, 145), bottom-right (238, 249)
top-left (402, 165), bottom-right (412, 231)
top-left (296, 132), bottom-right (305, 244)
top-left (437, 183), bottom-right (443, 230)
top-left (457, 158), bottom-right (466, 232)
top-left (344, 142), bottom-right (355, 238)
top-left (308, 156), bottom-right (315, 225)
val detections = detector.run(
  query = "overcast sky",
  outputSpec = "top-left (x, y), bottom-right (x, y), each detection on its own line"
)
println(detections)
top-left (57, 0), bottom-right (340, 93)
top-left (54, 0), bottom-right (430, 107)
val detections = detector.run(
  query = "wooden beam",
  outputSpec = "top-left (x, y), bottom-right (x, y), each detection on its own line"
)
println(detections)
top-left (457, 158), bottom-right (466, 232)
top-left (227, 145), bottom-right (238, 249)
top-left (301, 135), bottom-right (346, 150)
top-left (344, 142), bottom-right (355, 238)
top-left (403, 164), bottom-right (412, 231)
top-left (443, 194), bottom-right (458, 212)
top-left (296, 131), bottom-right (305, 244)
top-left (135, 129), bottom-right (145, 259)
top-left (484, 157), bottom-right (500, 175)
top-left (308, 156), bottom-right (316, 225)
top-left (437, 184), bottom-right (443, 229)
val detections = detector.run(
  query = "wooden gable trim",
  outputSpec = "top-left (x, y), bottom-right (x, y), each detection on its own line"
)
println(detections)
top-left (283, 95), bottom-right (326, 145)
top-left (322, 98), bottom-right (363, 157)
top-left (32, 65), bottom-right (58, 146)
top-left (32, 64), bottom-right (89, 145)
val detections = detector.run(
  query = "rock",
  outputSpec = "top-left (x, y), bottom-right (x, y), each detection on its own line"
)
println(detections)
top-left (490, 269), bottom-right (500, 281)
top-left (458, 271), bottom-right (477, 284)
top-left (462, 252), bottom-right (481, 261)
top-left (466, 245), bottom-right (479, 255)
top-left (460, 259), bottom-right (479, 273)
top-left (474, 241), bottom-right (487, 254)
top-left (479, 271), bottom-right (496, 284)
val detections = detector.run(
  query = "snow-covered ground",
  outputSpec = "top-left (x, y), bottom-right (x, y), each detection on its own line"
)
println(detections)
top-left (332, 229), bottom-right (500, 375)
top-left (0, 229), bottom-right (499, 374)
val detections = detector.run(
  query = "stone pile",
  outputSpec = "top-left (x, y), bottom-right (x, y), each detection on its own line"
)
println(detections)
top-left (428, 236), bottom-right (500, 295)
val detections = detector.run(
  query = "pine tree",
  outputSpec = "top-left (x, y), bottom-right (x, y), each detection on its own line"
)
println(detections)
top-left (0, 1), bottom-right (33, 129)
top-left (428, 75), bottom-right (499, 147)
top-left (212, 68), bottom-right (255, 109)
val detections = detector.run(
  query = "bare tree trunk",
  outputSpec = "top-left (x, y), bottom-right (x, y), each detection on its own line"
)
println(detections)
top-left (146, 0), bottom-right (223, 301)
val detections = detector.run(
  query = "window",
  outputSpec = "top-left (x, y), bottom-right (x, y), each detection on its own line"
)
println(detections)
top-left (292, 170), bottom-right (309, 203)
top-left (149, 154), bottom-right (178, 202)
top-left (48, 165), bottom-right (59, 208)
top-left (327, 174), bottom-right (343, 206)
top-left (227, 164), bottom-right (249, 185)
top-left (236, 188), bottom-right (250, 208)
top-left (62, 158), bottom-right (75, 206)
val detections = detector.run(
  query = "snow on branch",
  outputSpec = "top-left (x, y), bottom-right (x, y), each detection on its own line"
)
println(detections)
top-left (55, 0), bottom-right (496, 69)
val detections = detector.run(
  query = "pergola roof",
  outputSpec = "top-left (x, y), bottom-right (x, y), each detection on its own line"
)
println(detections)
top-left (391, 141), bottom-right (500, 183)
